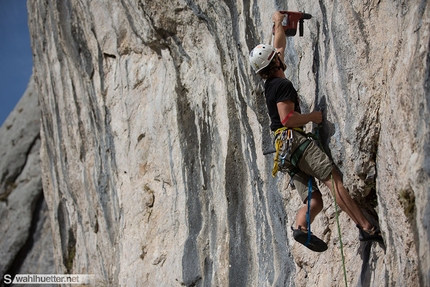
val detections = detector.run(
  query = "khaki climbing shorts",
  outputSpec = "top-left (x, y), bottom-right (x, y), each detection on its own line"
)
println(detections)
top-left (281, 130), bottom-right (333, 203)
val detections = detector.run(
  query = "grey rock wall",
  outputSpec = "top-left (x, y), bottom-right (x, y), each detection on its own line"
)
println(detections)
top-left (27, 0), bottom-right (429, 286)
top-left (0, 75), bottom-right (55, 283)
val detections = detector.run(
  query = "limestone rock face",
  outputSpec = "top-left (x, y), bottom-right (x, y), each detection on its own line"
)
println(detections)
top-left (28, 0), bottom-right (429, 286)
top-left (0, 76), bottom-right (55, 280)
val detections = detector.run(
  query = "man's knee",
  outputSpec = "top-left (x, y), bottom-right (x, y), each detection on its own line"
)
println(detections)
top-left (323, 167), bottom-right (342, 182)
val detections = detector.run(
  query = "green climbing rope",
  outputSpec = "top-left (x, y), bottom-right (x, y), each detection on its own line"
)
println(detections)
top-left (331, 173), bottom-right (348, 287)
top-left (316, 125), bottom-right (348, 286)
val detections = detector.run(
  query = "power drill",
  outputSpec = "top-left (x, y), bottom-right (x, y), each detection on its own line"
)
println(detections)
top-left (273, 11), bottom-right (312, 37)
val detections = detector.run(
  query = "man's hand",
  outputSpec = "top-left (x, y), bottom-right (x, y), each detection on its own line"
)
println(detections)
top-left (310, 111), bottom-right (323, 124)
top-left (272, 11), bottom-right (285, 25)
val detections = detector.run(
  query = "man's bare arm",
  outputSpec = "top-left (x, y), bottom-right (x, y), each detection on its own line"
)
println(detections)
top-left (272, 12), bottom-right (286, 60)
top-left (277, 100), bottom-right (323, 128)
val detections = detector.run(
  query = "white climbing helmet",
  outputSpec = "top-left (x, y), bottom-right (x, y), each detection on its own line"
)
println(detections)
top-left (249, 44), bottom-right (277, 73)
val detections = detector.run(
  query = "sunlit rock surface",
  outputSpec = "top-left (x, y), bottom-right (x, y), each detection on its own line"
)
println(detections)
top-left (26, 0), bottom-right (429, 286)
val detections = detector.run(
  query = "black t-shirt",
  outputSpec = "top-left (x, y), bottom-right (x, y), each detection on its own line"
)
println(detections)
top-left (264, 77), bottom-right (301, 131)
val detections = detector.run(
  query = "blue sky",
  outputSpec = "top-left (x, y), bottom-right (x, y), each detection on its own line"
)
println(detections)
top-left (0, 0), bottom-right (33, 126)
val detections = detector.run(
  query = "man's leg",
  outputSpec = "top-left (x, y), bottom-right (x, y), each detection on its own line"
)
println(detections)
top-left (295, 190), bottom-right (323, 230)
top-left (292, 188), bottom-right (328, 252)
top-left (322, 168), bottom-right (373, 230)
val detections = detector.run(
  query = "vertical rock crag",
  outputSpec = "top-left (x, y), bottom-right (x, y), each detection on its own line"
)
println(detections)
top-left (0, 76), bottom-right (55, 282)
top-left (27, 0), bottom-right (429, 286)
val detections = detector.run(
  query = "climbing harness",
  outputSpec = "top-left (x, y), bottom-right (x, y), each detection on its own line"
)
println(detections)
top-left (271, 127), bottom-right (316, 177)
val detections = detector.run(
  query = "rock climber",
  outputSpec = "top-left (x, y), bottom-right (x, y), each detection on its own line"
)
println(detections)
top-left (249, 11), bottom-right (383, 252)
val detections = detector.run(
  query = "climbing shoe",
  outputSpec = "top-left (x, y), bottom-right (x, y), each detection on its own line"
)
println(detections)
top-left (291, 226), bottom-right (328, 252)
top-left (357, 225), bottom-right (384, 243)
